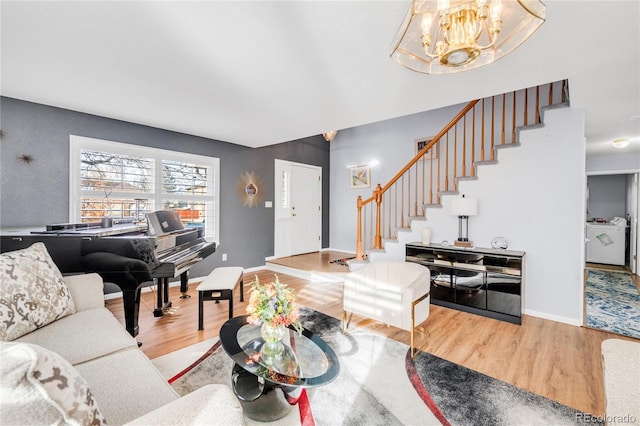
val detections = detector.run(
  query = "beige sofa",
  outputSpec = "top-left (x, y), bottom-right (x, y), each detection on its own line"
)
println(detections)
top-left (1, 243), bottom-right (244, 425)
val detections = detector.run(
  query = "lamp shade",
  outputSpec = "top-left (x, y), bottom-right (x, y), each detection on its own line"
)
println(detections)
top-left (450, 197), bottom-right (478, 216)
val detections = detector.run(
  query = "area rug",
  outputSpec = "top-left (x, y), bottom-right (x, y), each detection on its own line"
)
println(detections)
top-left (328, 257), bottom-right (354, 267)
top-left (407, 351), bottom-right (598, 426)
top-left (154, 307), bottom-right (437, 425)
top-left (153, 308), bottom-right (598, 425)
top-left (585, 268), bottom-right (640, 339)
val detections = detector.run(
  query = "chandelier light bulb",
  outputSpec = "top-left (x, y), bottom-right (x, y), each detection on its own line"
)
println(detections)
top-left (490, 0), bottom-right (502, 21)
top-left (421, 13), bottom-right (432, 33)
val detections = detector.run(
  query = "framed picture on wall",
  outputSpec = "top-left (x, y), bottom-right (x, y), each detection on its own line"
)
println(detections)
top-left (350, 165), bottom-right (371, 189)
top-left (415, 137), bottom-right (438, 160)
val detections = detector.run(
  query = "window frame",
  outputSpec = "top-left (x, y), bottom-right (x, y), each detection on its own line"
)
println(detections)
top-left (69, 135), bottom-right (220, 244)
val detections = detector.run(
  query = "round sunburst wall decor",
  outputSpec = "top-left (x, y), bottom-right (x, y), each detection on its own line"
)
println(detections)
top-left (236, 171), bottom-right (264, 208)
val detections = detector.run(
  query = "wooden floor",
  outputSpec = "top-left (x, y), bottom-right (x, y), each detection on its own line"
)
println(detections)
top-left (105, 251), bottom-right (638, 418)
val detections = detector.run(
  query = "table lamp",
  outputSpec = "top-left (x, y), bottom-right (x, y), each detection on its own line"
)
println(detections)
top-left (450, 195), bottom-right (478, 247)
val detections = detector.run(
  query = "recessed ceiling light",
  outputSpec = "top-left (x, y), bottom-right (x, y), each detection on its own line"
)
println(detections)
top-left (612, 138), bottom-right (630, 148)
top-left (631, 115), bottom-right (640, 121)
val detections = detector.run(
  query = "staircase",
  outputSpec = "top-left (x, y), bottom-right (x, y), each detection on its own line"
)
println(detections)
top-left (353, 80), bottom-right (569, 266)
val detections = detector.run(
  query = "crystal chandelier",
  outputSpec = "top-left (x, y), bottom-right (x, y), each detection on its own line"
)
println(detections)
top-left (390, 0), bottom-right (546, 74)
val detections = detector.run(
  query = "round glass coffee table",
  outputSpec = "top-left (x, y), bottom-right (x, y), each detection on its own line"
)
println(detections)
top-left (220, 315), bottom-right (340, 421)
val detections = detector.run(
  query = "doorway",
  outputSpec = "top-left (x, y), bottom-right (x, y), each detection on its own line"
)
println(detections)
top-left (584, 171), bottom-right (640, 338)
top-left (274, 159), bottom-right (322, 258)
top-left (585, 172), bottom-right (638, 272)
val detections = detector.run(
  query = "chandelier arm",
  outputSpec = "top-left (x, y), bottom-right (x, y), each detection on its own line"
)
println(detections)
top-left (474, 16), bottom-right (486, 40)
top-left (475, 20), bottom-right (498, 50)
top-left (423, 50), bottom-right (440, 60)
top-left (422, 24), bottom-right (445, 59)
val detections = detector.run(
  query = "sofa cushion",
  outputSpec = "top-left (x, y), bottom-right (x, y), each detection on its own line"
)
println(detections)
top-left (124, 384), bottom-right (245, 426)
top-left (75, 347), bottom-right (179, 425)
top-left (63, 273), bottom-right (106, 312)
top-left (0, 341), bottom-right (107, 426)
top-left (0, 242), bottom-right (76, 341)
top-left (16, 308), bottom-right (137, 366)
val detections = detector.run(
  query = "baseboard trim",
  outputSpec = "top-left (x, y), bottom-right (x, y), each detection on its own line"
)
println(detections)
top-left (103, 279), bottom-right (188, 301)
top-left (327, 247), bottom-right (357, 255)
top-left (103, 266), bottom-right (267, 301)
top-left (523, 308), bottom-right (582, 326)
top-left (265, 263), bottom-right (313, 280)
top-left (104, 260), bottom-right (346, 302)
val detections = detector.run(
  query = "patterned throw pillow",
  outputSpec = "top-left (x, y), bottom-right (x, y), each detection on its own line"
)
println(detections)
top-left (0, 341), bottom-right (107, 425)
top-left (0, 242), bottom-right (76, 341)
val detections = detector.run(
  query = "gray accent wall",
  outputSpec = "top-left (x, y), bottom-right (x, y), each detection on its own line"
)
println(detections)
top-left (0, 96), bottom-right (330, 277)
top-left (587, 174), bottom-right (629, 221)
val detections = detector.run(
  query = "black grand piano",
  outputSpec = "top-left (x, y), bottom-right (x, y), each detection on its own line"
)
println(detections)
top-left (0, 210), bottom-right (216, 337)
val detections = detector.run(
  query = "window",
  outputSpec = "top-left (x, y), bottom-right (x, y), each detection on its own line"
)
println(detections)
top-left (70, 136), bottom-right (219, 243)
top-left (280, 169), bottom-right (290, 209)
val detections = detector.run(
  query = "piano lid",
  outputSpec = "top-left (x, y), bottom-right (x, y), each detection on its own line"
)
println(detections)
top-left (146, 210), bottom-right (185, 236)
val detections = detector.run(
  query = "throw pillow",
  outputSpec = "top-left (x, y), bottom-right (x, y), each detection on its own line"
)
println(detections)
top-left (0, 242), bottom-right (76, 341)
top-left (0, 341), bottom-right (107, 425)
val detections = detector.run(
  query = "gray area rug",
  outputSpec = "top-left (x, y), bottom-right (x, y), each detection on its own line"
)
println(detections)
top-left (158, 308), bottom-right (601, 425)
top-left (167, 307), bottom-right (438, 425)
top-left (407, 350), bottom-right (602, 426)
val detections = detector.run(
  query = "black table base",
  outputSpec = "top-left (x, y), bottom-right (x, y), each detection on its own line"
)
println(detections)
top-left (231, 364), bottom-right (302, 421)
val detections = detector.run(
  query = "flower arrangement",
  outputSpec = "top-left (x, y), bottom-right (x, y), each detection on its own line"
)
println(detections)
top-left (246, 275), bottom-right (303, 334)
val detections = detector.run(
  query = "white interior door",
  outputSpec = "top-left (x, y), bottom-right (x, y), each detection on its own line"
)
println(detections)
top-left (274, 160), bottom-right (322, 258)
top-left (632, 173), bottom-right (638, 274)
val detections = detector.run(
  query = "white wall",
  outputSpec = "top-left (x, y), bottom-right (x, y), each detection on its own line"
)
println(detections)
top-left (330, 106), bottom-right (586, 325)
top-left (329, 102), bottom-right (466, 252)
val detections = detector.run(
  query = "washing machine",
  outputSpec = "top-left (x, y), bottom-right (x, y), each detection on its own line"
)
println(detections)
top-left (586, 220), bottom-right (626, 266)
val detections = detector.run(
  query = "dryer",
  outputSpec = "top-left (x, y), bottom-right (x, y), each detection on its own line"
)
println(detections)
top-left (586, 221), bottom-right (626, 266)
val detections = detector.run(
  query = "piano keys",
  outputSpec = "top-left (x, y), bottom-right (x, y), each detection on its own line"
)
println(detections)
top-left (0, 214), bottom-right (216, 337)
top-left (150, 234), bottom-right (216, 318)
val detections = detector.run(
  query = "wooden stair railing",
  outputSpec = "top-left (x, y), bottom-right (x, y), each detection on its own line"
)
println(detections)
top-left (355, 80), bottom-right (568, 261)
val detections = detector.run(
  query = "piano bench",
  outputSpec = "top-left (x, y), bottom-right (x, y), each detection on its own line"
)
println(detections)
top-left (197, 267), bottom-right (244, 330)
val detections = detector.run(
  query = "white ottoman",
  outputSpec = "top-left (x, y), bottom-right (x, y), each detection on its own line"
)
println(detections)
top-left (197, 267), bottom-right (244, 330)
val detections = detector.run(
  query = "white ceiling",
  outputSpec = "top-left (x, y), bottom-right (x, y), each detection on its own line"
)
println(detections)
top-left (1, 1), bottom-right (639, 156)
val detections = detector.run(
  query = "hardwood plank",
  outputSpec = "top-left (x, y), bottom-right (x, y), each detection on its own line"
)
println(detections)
top-left (104, 251), bottom-right (635, 418)
top-left (266, 250), bottom-right (354, 274)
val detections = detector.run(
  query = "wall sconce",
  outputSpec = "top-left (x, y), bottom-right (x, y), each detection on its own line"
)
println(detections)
top-left (322, 131), bottom-right (337, 142)
top-left (450, 194), bottom-right (478, 247)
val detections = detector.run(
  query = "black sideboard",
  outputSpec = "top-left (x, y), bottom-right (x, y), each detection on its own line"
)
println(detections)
top-left (406, 242), bottom-right (525, 324)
